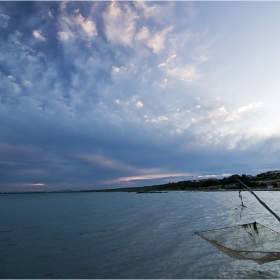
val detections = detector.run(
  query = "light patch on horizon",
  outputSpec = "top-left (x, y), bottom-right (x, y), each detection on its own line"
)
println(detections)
top-left (107, 171), bottom-right (234, 185)
top-left (107, 172), bottom-right (197, 183)
top-left (29, 183), bottom-right (45, 186)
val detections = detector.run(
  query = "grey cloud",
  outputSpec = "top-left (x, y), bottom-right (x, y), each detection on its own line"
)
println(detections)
top-left (0, 12), bottom-right (10, 28)
top-left (1, 2), bottom-right (280, 192)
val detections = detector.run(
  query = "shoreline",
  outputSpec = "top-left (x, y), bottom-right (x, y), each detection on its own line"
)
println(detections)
top-left (1, 188), bottom-right (280, 194)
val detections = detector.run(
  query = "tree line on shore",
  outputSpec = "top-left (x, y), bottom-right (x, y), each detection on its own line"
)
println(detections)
top-left (103, 171), bottom-right (280, 193)
top-left (2, 170), bottom-right (279, 194)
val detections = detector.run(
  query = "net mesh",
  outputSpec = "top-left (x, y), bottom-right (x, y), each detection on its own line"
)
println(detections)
top-left (195, 222), bottom-right (280, 264)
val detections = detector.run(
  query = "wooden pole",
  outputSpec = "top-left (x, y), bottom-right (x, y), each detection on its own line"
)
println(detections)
top-left (236, 179), bottom-right (280, 223)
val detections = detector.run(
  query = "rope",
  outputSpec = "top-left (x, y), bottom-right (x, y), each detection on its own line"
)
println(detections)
top-left (238, 186), bottom-right (257, 223)
top-left (238, 188), bottom-right (245, 208)
top-left (236, 187), bottom-right (266, 251)
top-left (235, 187), bottom-right (244, 249)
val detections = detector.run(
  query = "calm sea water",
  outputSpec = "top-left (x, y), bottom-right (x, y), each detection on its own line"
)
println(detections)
top-left (1, 191), bottom-right (280, 279)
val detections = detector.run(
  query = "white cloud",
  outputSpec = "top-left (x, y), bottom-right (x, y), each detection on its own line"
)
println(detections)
top-left (147, 26), bottom-right (173, 53)
top-left (58, 12), bottom-right (97, 44)
top-left (103, 2), bottom-right (136, 47)
top-left (166, 65), bottom-right (198, 83)
top-left (205, 106), bottom-right (236, 124)
top-left (33, 30), bottom-right (46, 41)
top-left (133, 2), bottom-right (158, 19)
top-left (26, 55), bottom-right (38, 62)
top-left (112, 66), bottom-right (121, 73)
top-left (158, 54), bottom-right (176, 68)
top-left (15, 30), bottom-right (22, 36)
top-left (60, 1), bottom-right (67, 11)
top-left (48, 11), bottom-right (53, 19)
top-left (57, 17), bottom-right (76, 41)
top-left (102, 2), bottom-right (173, 54)
top-left (145, 115), bottom-right (169, 123)
top-left (158, 116), bottom-right (168, 121)
top-left (235, 101), bottom-right (268, 113)
top-left (194, 54), bottom-right (208, 63)
top-left (62, 16), bottom-right (75, 28)
top-left (23, 80), bottom-right (33, 87)
top-left (136, 101), bottom-right (143, 108)
top-left (112, 66), bottom-right (127, 73)
top-left (58, 31), bottom-right (71, 40)
top-left (76, 14), bottom-right (97, 37)
top-left (135, 26), bottom-right (150, 42)
top-left (217, 106), bottom-right (228, 116)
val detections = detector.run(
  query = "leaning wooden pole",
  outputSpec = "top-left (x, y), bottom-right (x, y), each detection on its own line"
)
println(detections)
top-left (236, 179), bottom-right (280, 223)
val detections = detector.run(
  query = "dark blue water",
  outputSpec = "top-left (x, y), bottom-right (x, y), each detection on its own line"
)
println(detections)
top-left (1, 191), bottom-right (280, 278)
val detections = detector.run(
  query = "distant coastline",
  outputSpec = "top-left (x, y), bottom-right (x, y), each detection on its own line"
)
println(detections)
top-left (1, 169), bottom-right (280, 194)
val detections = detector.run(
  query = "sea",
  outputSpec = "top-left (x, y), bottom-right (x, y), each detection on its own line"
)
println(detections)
top-left (1, 190), bottom-right (280, 279)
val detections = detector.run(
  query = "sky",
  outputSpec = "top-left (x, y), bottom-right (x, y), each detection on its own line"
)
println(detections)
top-left (1, 1), bottom-right (280, 192)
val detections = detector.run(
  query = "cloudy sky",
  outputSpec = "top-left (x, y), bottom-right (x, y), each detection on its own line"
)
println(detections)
top-left (1, 1), bottom-right (280, 191)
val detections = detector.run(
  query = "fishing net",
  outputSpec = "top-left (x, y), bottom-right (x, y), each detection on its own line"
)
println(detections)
top-left (196, 181), bottom-right (280, 264)
top-left (195, 221), bottom-right (280, 264)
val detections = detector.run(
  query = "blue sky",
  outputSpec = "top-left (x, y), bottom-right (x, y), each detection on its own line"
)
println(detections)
top-left (1, 1), bottom-right (280, 191)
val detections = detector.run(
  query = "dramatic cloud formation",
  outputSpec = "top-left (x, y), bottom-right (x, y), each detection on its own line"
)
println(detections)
top-left (1, 1), bottom-right (280, 191)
